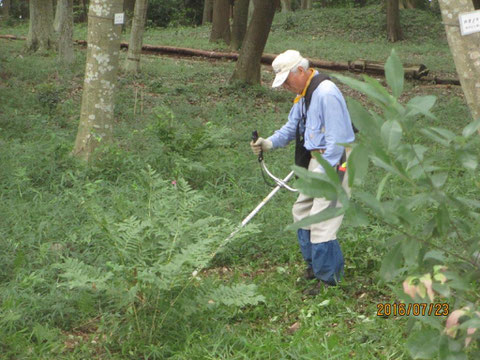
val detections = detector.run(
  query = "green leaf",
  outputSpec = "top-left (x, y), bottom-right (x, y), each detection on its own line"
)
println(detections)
top-left (347, 143), bottom-right (369, 187)
top-left (311, 152), bottom-right (340, 186)
top-left (376, 173), bottom-right (391, 201)
top-left (346, 98), bottom-right (379, 135)
top-left (334, 73), bottom-right (391, 107)
top-left (385, 49), bottom-right (404, 98)
top-left (406, 96), bottom-right (437, 119)
top-left (462, 118), bottom-right (480, 138)
top-left (381, 119), bottom-right (403, 150)
top-left (406, 329), bottom-right (439, 359)
top-left (435, 204), bottom-right (450, 236)
top-left (420, 128), bottom-right (451, 147)
top-left (402, 237), bottom-right (420, 267)
top-left (286, 207), bottom-right (345, 231)
top-left (356, 191), bottom-right (384, 216)
top-left (458, 152), bottom-right (478, 170)
top-left (431, 172), bottom-right (448, 188)
top-left (379, 242), bottom-right (403, 281)
top-left (345, 203), bottom-right (370, 227)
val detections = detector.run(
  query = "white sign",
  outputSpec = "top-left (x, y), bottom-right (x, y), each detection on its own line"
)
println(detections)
top-left (114, 13), bottom-right (125, 25)
top-left (459, 10), bottom-right (480, 36)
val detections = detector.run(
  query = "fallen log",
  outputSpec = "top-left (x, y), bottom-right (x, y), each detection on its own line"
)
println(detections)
top-left (0, 34), bottom-right (454, 84)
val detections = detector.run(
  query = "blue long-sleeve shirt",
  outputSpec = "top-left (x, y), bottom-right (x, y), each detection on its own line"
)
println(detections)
top-left (268, 76), bottom-right (355, 172)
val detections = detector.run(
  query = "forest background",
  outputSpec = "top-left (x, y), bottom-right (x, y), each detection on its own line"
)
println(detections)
top-left (1, 0), bottom-right (480, 359)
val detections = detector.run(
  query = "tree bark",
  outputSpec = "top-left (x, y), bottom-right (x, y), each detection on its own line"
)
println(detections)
top-left (231, 0), bottom-right (277, 84)
top-left (57, 0), bottom-right (74, 64)
top-left (210, 0), bottom-right (231, 44)
top-left (125, 0), bottom-right (148, 73)
top-left (248, 0), bottom-right (254, 18)
top-left (27, 0), bottom-right (55, 52)
top-left (2, 0), bottom-right (11, 18)
top-left (301, 0), bottom-right (312, 10)
top-left (438, 0), bottom-right (480, 123)
top-left (280, 0), bottom-right (291, 12)
top-left (73, 0), bottom-right (123, 161)
top-left (473, 0), bottom-right (480, 10)
top-left (387, 0), bottom-right (402, 42)
top-left (203, 0), bottom-right (213, 24)
top-left (231, 0), bottom-right (249, 50)
top-left (123, 0), bottom-right (136, 26)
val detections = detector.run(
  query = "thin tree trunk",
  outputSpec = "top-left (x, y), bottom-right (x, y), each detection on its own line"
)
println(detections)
top-left (280, 0), bottom-right (291, 12)
top-left (2, 0), bottom-right (11, 18)
top-left (54, 0), bottom-right (61, 32)
top-left (81, 0), bottom-right (88, 22)
top-left (301, 0), bottom-right (312, 10)
top-left (73, 0), bottom-right (123, 161)
top-left (231, 0), bottom-right (249, 50)
top-left (202, 0), bottom-right (213, 24)
top-left (231, 0), bottom-right (277, 84)
top-left (27, 0), bottom-right (55, 52)
top-left (473, 0), bottom-right (480, 10)
top-left (210, 0), bottom-right (231, 44)
top-left (125, 0), bottom-right (148, 73)
top-left (387, 0), bottom-right (402, 42)
top-left (57, 0), bottom-right (74, 64)
top-left (248, 0), bottom-right (254, 19)
top-left (124, 0), bottom-right (136, 26)
top-left (438, 0), bottom-right (480, 123)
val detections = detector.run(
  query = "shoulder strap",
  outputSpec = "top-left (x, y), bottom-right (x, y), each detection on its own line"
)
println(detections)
top-left (304, 73), bottom-right (330, 112)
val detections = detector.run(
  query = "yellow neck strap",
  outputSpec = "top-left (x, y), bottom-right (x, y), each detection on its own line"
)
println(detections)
top-left (293, 68), bottom-right (316, 104)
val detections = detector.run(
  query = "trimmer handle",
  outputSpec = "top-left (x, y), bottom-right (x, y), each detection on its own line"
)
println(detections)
top-left (252, 130), bottom-right (263, 162)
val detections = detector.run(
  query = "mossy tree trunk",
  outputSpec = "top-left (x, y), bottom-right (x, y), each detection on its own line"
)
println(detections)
top-left (301, 0), bottom-right (312, 10)
top-left (210, 0), bottom-right (231, 44)
top-left (27, 0), bottom-right (55, 52)
top-left (231, 0), bottom-right (277, 85)
top-left (387, 0), bottom-right (402, 42)
top-left (280, 0), bottom-right (291, 12)
top-left (438, 0), bottom-right (480, 124)
top-left (203, 0), bottom-right (213, 24)
top-left (125, 0), bottom-right (148, 73)
top-left (73, 0), bottom-right (123, 161)
top-left (231, 0), bottom-right (249, 50)
top-left (2, 0), bottom-right (11, 18)
top-left (57, 0), bottom-right (74, 64)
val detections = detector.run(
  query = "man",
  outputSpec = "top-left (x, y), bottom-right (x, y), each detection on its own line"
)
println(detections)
top-left (250, 50), bottom-right (355, 292)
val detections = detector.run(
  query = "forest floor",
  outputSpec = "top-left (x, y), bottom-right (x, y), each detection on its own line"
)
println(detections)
top-left (0, 5), bottom-right (475, 360)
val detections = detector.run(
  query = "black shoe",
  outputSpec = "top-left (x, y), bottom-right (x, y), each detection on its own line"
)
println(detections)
top-left (303, 280), bottom-right (330, 296)
top-left (304, 267), bottom-right (315, 280)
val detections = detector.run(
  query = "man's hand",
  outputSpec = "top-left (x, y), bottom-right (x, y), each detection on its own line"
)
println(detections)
top-left (250, 137), bottom-right (273, 155)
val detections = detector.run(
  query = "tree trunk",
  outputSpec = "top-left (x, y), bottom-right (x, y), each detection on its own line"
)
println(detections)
top-left (473, 0), bottom-right (480, 10)
top-left (203, 0), bottom-right (213, 24)
top-left (210, 0), bottom-right (231, 44)
top-left (73, 0), bottom-right (123, 161)
top-left (2, 0), bottom-right (11, 18)
top-left (27, 0), bottom-right (55, 52)
top-left (386, 0), bottom-right (402, 42)
top-left (125, 0), bottom-right (148, 73)
top-left (81, 0), bottom-right (88, 22)
top-left (124, 0), bottom-right (136, 26)
top-left (57, 0), bottom-right (74, 64)
top-left (301, 0), bottom-right (312, 10)
top-left (248, 0), bottom-right (254, 18)
top-left (280, 0), bottom-right (291, 12)
top-left (231, 0), bottom-right (277, 84)
top-left (231, 0), bottom-right (249, 50)
top-left (438, 0), bottom-right (480, 123)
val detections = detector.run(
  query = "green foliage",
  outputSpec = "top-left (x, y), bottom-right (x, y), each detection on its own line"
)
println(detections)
top-left (294, 49), bottom-right (480, 359)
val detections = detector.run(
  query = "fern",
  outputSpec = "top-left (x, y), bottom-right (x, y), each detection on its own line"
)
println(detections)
top-left (200, 284), bottom-right (266, 307)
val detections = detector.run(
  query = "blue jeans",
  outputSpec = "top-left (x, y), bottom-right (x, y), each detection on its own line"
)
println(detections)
top-left (297, 229), bottom-right (344, 285)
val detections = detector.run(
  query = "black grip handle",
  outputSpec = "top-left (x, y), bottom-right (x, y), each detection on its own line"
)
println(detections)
top-left (251, 130), bottom-right (263, 162)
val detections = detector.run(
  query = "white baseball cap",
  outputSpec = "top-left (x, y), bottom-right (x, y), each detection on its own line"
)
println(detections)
top-left (271, 50), bottom-right (303, 88)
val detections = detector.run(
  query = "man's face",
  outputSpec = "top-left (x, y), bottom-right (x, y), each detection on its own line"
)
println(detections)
top-left (282, 67), bottom-right (307, 95)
